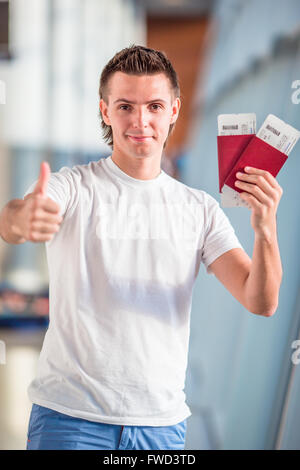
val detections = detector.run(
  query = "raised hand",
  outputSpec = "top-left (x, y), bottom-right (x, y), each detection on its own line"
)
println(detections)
top-left (235, 166), bottom-right (283, 241)
top-left (18, 162), bottom-right (63, 243)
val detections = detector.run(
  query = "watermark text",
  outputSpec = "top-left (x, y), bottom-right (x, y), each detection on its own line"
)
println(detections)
top-left (291, 80), bottom-right (300, 104)
top-left (291, 339), bottom-right (300, 365)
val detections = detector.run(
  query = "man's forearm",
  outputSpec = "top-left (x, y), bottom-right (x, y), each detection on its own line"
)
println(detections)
top-left (244, 226), bottom-right (282, 316)
top-left (0, 199), bottom-right (27, 244)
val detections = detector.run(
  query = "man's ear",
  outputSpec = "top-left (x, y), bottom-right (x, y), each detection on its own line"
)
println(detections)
top-left (99, 99), bottom-right (111, 126)
top-left (170, 97), bottom-right (181, 124)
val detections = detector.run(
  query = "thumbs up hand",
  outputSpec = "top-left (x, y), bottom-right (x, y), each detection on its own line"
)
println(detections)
top-left (18, 162), bottom-right (63, 243)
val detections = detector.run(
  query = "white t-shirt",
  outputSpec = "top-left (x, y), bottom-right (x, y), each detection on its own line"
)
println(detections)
top-left (23, 155), bottom-right (243, 426)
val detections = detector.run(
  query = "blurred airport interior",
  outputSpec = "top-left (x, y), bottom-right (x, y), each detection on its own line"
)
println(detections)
top-left (0, 0), bottom-right (300, 450)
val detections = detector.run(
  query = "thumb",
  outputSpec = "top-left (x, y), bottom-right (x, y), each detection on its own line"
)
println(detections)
top-left (33, 161), bottom-right (51, 198)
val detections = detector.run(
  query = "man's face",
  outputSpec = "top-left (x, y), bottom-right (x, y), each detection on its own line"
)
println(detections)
top-left (99, 72), bottom-right (180, 160)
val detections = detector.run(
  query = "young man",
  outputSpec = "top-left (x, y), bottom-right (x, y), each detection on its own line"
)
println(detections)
top-left (0, 45), bottom-right (283, 450)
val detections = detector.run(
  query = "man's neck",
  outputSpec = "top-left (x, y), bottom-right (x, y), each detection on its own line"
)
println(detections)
top-left (111, 152), bottom-right (162, 181)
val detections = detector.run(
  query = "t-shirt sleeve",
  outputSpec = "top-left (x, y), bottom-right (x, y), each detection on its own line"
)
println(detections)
top-left (201, 193), bottom-right (244, 274)
top-left (23, 165), bottom-right (81, 219)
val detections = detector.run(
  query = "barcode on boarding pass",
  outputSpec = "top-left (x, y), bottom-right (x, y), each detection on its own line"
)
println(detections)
top-left (223, 125), bottom-right (238, 130)
top-left (266, 124), bottom-right (280, 136)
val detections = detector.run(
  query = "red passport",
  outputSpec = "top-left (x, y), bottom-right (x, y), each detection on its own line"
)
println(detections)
top-left (217, 134), bottom-right (288, 194)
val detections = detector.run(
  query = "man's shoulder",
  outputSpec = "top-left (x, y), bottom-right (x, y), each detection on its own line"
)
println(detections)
top-left (54, 159), bottom-right (101, 182)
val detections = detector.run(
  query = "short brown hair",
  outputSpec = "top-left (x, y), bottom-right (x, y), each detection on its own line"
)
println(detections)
top-left (98, 44), bottom-right (180, 149)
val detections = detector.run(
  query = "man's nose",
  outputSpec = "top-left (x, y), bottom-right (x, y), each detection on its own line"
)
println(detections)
top-left (132, 107), bottom-right (149, 128)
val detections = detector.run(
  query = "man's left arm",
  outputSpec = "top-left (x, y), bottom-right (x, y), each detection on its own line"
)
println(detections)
top-left (208, 166), bottom-right (283, 317)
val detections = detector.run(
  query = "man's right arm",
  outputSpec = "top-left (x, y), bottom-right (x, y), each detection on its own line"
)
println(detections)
top-left (0, 162), bottom-right (63, 245)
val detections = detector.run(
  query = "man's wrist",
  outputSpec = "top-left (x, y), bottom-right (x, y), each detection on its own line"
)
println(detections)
top-left (254, 221), bottom-right (278, 244)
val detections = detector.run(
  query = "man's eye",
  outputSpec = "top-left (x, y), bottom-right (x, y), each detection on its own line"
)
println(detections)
top-left (119, 104), bottom-right (162, 111)
top-left (151, 104), bottom-right (162, 110)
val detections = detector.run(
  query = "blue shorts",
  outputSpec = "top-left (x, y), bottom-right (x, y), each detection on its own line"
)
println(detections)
top-left (26, 404), bottom-right (187, 450)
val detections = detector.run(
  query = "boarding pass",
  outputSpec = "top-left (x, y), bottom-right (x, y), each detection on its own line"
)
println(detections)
top-left (219, 113), bottom-right (300, 208)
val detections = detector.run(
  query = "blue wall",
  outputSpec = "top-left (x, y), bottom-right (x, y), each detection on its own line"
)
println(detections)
top-left (182, 0), bottom-right (300, 450)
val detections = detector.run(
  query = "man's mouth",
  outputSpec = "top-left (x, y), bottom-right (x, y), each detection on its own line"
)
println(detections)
top-left (127, 135), bottom-right (153, 143)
